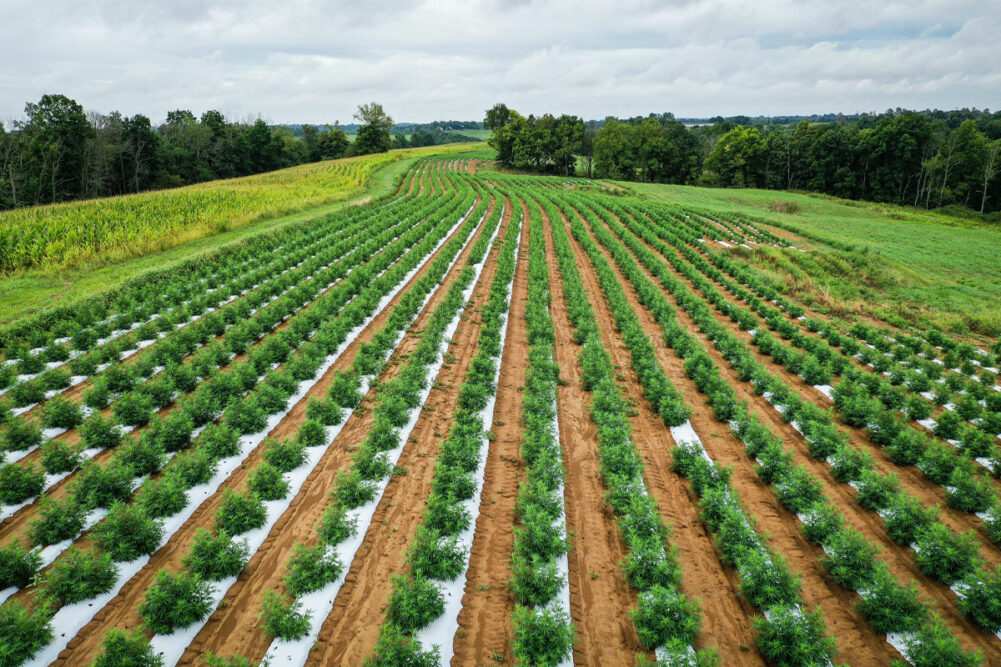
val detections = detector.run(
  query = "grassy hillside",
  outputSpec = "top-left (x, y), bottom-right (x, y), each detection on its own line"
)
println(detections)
top-left (623, 182), bottom-right (1001, 339)
top-left (0, 143), bottom-right (483, 324)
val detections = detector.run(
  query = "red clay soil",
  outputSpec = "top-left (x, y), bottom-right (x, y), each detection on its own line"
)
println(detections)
top-left (537, 201), bottom-right (647, 666)
top-left (301, 201), bottom-right (511, 666)
top-left (451, 199), bottom-right (528, 665)
top-left (0, 221), bottom-right (409, 545)
top-left (626, 211), bottom-right (1001, 567)
top-left (591, 206), bottom-right (1001, 661)
top-left (552, 205), bottom-right (764, 663)
top-left (46, 196), bottom-right (492, 666)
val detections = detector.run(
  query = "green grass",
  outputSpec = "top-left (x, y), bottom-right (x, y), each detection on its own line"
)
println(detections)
top-left (0, 143), bottom-right (484, 325)
top-left (621, 182), bottom-right (1001, 340)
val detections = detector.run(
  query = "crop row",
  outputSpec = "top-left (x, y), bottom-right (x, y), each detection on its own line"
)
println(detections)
top-left (564, 189), bottom-right (991, 663)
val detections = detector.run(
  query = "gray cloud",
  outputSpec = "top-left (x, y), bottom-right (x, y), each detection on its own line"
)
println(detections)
top-left (1, 0), bottom-right (998, 124)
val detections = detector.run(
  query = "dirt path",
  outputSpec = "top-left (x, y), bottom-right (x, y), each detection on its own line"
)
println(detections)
top-left (451, 199), bottom-right (527, 665)
top-left (595, 205), bottom-right (1001, 661)
top-left (555, 204), bottom-right (764, 663)
top-left (301, 201), bottom-right (511, 666)
top-left (49, 196), bottom-right (491, 666)
top-left (537, 200), bottom-right (646, 665)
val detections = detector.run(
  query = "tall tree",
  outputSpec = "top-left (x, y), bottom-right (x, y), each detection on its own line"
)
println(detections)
top-left (350, 103), bottom-right (393, 156)
top-left (18, 94), bottom-right (94, 204)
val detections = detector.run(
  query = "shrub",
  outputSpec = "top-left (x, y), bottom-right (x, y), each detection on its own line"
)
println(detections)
top-left (137, 476), bottom-right (188, 518)
top-left (215, 489), bottom-right (267, 535)
top-left (317, 502), bottom-right (358, 546)
top-left (753, 605), bottom-right (836, 666)
top-left (386, 574), bottom-right (444, 632)
top-left (820, 528), bottom-right (879, 590)
top-left (631, 585), bottom-right (700, 650)
top-left (333, 469), bottom-right (377, 509)
top-left (800, 502), bottom-right (844, 545)
top-left (41, 397), bottom-right (83, 430)
top-left (364, 623), bottom-right (439, 667)
top-left (138, 569), bottom-right (214, 634)
top-left (40, 368), bottom-right (72, 391)
top-left (883, 494), bottom-right (937, 546)
top-left (283, 542), bottom-right (342, 595)
top-left (0, 462), bottom-right (45, 504)
top-left (73, 460), bottom-right (134, 509)
top-left (182, 528), bottom-right (249, 581)
top-left (40, 439), bottom-right (81, 474)
top-left (259, 589), bottom-right (311, 640)
top-left (855, 565), bottom-right (927, 634)
top-left (154, 412), bottom-right (195, 453)
top-left (38, 546), bottom-right (117, 605)
top-left (263, 438), bottom-right (307, 473)
top-left (511, 604), bottom-right (574, 667)
top-left (902, 613), bottom-right (981, 667)
top-left (957, 565), bottom-right (1001, 633)
top-left (28, 496), bottom-right (87, 545)
top-left (92, 628), bottom-right (163, 667)
top-left (201, 424), bottom-right (241, 459)
top-left (509, 552), bottom-right (564, 607)
top-left (3, 417), bottom-right (43, 451)
top-left (247, 462), bottom-right (289, 501)
top-left (913, 524), bottom-right (982, 584)
top-left (114, 435), bottom-right (166, 477)
top-left (93, 503), bottom-right (163, 562)
top-left (406, 525), bottom-right (466, 581)
top-left (829, 446), bottom-right (871, 483)
top-left (947, 466), bottom-right (994, 514)
top-left (933, 410), bottom-right (963, 440)
top-left (0, 599), bottom-right (53, 665)
top-left (622, 534), bottom-right (680, 592)
top-left (0, 540), bottom-right (42, 589)
top-left (9, 379), bottom-right (46, 407)
top-left (306, 398), bottom-right (343, 426)
top-left (854, 469), bottom-right (899, 511)
top-left (918, 440), bottom-right (959, 485)
top-left (112, 393), bottom-right (155, 427)
top-left (168, 448), bottom-right (217, 488)
top-left (513, 504), bottom-right (568, 561)
top-left (905, 395), bottom-right (933, 421)
top-left (737, 549), bottom-right (800, 609)
top-left (223, 396), bottom-right (268, 435)
top-left (79, 414), bottom-right (122, 450)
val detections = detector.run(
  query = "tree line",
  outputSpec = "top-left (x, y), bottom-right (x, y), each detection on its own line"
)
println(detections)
top-left (485, 104), bottom-right (1001, 217)
top-left (0, 96), bottom-right (400, 210)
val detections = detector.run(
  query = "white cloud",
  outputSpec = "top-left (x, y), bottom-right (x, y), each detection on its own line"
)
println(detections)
top-left (0, 0), bottom-right (998, 124)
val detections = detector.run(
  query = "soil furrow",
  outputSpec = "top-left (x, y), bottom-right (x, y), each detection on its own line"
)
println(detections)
top-left (451, 198), bottom-right (528, 666)
top-left (538, 200), bottom-right (645, 665)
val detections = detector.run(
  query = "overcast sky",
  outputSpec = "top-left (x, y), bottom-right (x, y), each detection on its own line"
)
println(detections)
top-left (2, 0), bottom-right (999, 125)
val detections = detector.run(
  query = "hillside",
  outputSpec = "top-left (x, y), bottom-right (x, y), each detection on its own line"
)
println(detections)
top-left (0, 143), bottom-right (484, 324)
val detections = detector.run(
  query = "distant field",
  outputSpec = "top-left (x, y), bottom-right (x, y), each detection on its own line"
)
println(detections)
top-left (0, 143), bottom-right (484, 323)
top-left (625, 182), bottom-right (1001, 339)
top-left (0, 144), bottom-right (481, 277)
